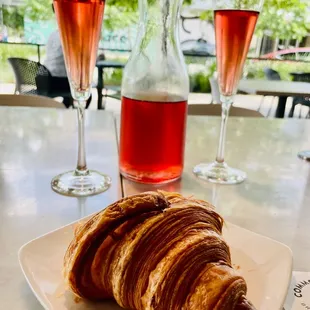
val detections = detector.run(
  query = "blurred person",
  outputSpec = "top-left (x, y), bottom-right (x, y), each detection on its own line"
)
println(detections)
top-left (42, 4), bottom-right (93, 108)
top-left (43, 25), bottom-right (73, 107)
top-left (44, 30), bottom-right (67, 77)
top-left (44, 6), bottom-right (67, 77)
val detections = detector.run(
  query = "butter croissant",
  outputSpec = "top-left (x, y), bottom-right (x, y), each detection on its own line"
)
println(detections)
top-left (64, 191), bottom-right (256, 310)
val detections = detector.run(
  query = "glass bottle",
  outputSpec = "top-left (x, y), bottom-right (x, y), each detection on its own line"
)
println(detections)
top-left (119, 0), bottom-right (189, 184)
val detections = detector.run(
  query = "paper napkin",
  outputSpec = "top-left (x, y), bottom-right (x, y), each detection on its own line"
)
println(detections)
top-left (284, 271), bottom-right (310, 310)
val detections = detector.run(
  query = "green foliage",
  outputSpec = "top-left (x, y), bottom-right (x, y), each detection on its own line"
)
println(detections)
top-left (233, 0), bottom-right (263, 10)
top-left (200, 10), bottom-right (213, 22)
top-left (0, 44), bottom-right (45, 83)
top-left (0, 43), bottom-right (42, 63)
top-left (185, 0), bottom-right (309, 41)
top-left (188, 57), bottom-right (216, 93)
top-left (106, 0), bottom-right (138, 11)
top-left (8, 0), bottom-right (308, 42)
top-left (19, 0), bottom-right (137, 31)
top-left (104, 67), bottom-right (123, 85)
top-left (244, 59), bottom-right (310, 81)
top-left (22, 0), bottom-right (53, 21)
top-left (1, 5), bottom-right (24, 39)
top-left (104, 6), bottom-right (138, 30)
top-left (190, 71), bottom-right (210, 93)
top-left (2, 6), bottom-right (24, 31)
top-left (2, 0), bottom-right (309, 49)
top-left (256, 0), bottom-right (310, 40)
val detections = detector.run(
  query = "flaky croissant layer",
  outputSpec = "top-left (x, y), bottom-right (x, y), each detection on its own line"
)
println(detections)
top-left (64, 191), bottom-right (256, 310)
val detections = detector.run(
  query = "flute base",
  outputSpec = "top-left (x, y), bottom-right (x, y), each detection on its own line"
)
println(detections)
top-left (51, 169), bottom-right (111, 197)
top-left (193, 161), bottom-right (246, 185)
top-left (298, 150), bottom-right (310, 161)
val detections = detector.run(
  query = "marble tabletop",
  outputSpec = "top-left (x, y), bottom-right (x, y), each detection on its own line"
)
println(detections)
top-left (2, 108), bottom-right (310, 309)
top-left (0, 107), bottom-right (121, 309)
top-left (122, 116), bottom-right (310, 272)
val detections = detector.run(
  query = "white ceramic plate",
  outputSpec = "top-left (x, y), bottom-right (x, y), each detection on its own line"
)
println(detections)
top-left (19, 216), bottom-right (293, 310)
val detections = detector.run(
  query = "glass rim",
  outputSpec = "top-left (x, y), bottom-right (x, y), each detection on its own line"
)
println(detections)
top-left (212, 0), bottom-right (265, 12)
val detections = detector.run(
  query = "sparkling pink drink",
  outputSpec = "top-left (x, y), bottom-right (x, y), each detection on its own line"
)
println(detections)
top-left (54, 0), bottom-right (105, 91)
top-left (215, 9), bottom-right (259, 96)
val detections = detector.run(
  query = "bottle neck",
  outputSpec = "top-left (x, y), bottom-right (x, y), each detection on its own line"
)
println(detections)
top-left (137, 0), bottom-right (182, 52)
top-left (122, 0), bottom-right (189, 101)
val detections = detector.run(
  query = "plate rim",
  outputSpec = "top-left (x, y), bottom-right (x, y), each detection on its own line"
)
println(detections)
top-left (223, 222), bottom-right (293, 309)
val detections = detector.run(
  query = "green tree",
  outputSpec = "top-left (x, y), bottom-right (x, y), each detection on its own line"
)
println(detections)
top-left (256, 0), bottom-right (310, 41)
top-left (22, 0), bottom-right (53, 21)
top-left (2, 5), bottom-right (24, 31)
top-left (17, 0), bottom-right (310, 40)
top-left (194, 0), bottom-right (310, 41)
top-left (103, 5), bottom-right (138, 30)
top-left (21, 0), bottom-right (137, 30)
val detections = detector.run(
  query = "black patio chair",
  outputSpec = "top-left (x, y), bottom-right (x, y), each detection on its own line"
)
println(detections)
top-left (8, 58), bottom-right (91, 109)
top-left (289, 73), bottom-right (310, 118)
top-left (8, 57), bottom-right (49, 95)
top-left (264, 68), bottom-right (288, 117)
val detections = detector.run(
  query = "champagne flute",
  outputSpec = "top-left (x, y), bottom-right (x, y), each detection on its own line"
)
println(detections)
top-left (193, 0), bottom-right (264, 184)
top-left (51, 0), bottom-right (111, 196)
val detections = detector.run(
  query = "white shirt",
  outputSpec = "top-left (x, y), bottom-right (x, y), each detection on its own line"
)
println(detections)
top-left (44, 30), bottom-right (67, 77)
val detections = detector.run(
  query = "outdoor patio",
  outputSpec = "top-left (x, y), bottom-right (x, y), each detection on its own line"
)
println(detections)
top-left (1, 82), bottom-right (306, 118)
top-left (1, 1), bottom-right (310, 309)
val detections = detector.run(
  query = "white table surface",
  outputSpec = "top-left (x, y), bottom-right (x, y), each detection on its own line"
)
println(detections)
top-left (2, 109), bottom-right (310, 309)
top-left (0, 107), bottom-right (121, 309)
top-left (123, 116), bottom-right (310, 272)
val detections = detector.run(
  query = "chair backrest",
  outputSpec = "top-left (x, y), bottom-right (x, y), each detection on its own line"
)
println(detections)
top-left (7, 58), bottom-right (50, 95)
top-left (209, 77), bottom-right (221, 104)
top-left (0, 94), bottom-right (65, 108)
top-left (188, 104), bottom-right (264, 117)
top-left (264, 68), bottom-right (281, 81)
top-left (290, 73), bottom-right (310, 83)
